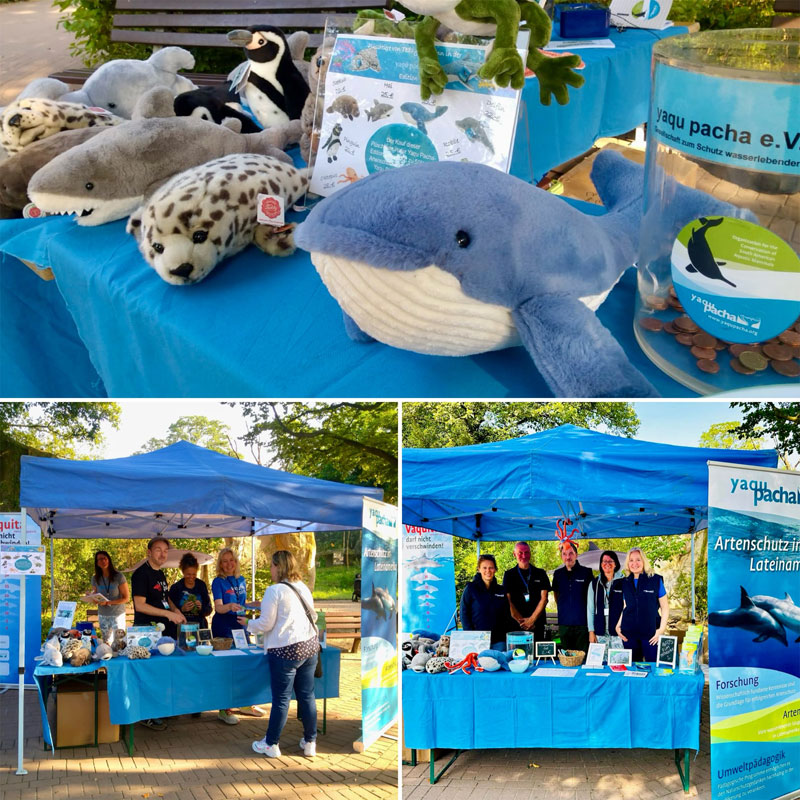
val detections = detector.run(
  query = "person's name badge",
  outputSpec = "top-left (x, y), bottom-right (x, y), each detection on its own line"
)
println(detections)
top-left (524, 593), bottom-right (530, 603)
top-left (162, 600), bottom-right (170, 609)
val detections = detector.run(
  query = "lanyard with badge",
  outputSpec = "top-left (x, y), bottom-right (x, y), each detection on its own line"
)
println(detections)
top-left (518, 566), bottom-right (532, 604)
top-left (227, 576), bottom-right (242, 613)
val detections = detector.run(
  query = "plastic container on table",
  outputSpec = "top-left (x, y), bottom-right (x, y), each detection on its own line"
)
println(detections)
top-left (506, 631), bottom-right (534, 663)
top-left (635, 29), bottom-right (800, 394)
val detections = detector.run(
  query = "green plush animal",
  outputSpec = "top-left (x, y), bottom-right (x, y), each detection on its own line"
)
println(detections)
top-left (400, 0), bottom-right (584, 104)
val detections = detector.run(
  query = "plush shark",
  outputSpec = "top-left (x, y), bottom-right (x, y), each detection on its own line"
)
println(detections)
top-left (28, 90), bottom-right (300, 226)
top-left (708, 586), bottom-right (788, 646)
top-left (750, 591), bottom-right (800, 643)
top-left (295, 149), bottom-right (751, 398)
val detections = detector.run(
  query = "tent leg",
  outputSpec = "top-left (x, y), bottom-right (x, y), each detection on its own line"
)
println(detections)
top-left (251, 533), bottom-right (256, 602)
top-left (690, 532), bottom-right (696, 623)
top-left (16, 508), bottom-right (28, 776)
top-left (127, 724), bottom-right (134, 757)
top-left (50, 534), bottom-right (55, 619)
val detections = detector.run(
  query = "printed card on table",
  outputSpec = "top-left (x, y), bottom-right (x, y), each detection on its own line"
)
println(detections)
top-left (310, 33), bottom-right (528, 198)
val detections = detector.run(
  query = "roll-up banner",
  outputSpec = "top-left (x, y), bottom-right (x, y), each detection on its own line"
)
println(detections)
top-left (707, 462), bottom-right (800, 800)
top-left (0, 514), bottom-right (42, 687)
top-left (401, 524), bottom-right (456, 637)
top-left (360, 497), bottom-right (398, 750)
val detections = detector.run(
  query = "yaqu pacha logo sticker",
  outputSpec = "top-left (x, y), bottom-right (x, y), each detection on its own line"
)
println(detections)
top-left (671, 216), bottom-right (800, 344)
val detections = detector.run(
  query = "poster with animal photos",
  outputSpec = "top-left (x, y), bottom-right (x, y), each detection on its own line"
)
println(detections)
top-left (309, 32), bottom-right (528, 198)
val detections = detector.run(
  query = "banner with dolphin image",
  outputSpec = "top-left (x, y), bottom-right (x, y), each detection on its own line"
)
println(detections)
top-left (708, 462), bottom-right (800, 800)
top-left (360, 497), bottom-right (399, 750)
top-left (401, 524), bottom-right (456, 636)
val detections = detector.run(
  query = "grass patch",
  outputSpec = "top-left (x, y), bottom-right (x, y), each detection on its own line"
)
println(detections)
top-left (314, 565), bottom-right (359, 600)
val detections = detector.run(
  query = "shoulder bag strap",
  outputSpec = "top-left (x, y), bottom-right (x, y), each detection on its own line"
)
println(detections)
top-left (280, 581), bottom-right (319, 636)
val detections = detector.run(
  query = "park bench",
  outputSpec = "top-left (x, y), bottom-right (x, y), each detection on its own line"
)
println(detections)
top-left (49, 0), bottom-right (391, 88)
top-left (321, 607), bottom-right (361, 652)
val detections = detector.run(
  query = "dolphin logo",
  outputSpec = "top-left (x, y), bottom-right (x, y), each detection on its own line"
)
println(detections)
top-left (685, 217), bottom-right (736, 287)
top-left (361, 583), bottom-right (396, 619)
top-left (405, 555), bottom-right (441, 568)
top-left (708, 586), bottom-right (788, 646)
top-left (750, 591), bottom-right (800, 643)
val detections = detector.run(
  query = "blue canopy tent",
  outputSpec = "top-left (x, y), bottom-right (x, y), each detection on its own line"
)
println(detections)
top-left (402, 424), bottom-right (777, 541)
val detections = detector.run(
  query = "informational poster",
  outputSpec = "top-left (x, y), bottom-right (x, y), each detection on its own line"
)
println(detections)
top-left (708, 462), bottom-right (800, 800)
top-left (0, 513), bottom-right (42, 687)
top-left (401, 524), bottom-right (456, 636)
top-left (609, 0), bottom-right (673, 29)
top-left (310, 33), bottom-right (527, 198)
top-left (360, 497), bottom-right (398, 750)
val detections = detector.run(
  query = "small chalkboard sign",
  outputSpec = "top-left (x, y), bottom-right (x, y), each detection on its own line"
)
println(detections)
top-left (657, 635), bottom-right (678, 669)
top-left (535, 640), bottom-right (557, 665)
top-left (197, 628), bottom-right (212, 644)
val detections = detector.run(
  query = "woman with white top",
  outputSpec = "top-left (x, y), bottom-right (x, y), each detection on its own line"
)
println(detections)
top-left (248, 550), bottom-right (319, 759)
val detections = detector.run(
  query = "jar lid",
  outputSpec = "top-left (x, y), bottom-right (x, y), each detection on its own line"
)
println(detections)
top-left (654, 28), bottom-right (800, 81)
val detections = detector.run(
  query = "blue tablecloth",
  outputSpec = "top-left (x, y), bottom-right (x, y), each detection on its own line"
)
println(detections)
top-left (0, 27), bottom-right (693, 398)
top-left (33, 647), bottom-right (340, 747)
top-left (403, 667), bottom-right (704, 751)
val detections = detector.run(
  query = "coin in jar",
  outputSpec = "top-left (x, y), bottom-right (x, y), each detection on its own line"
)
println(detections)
top-left (674, 316), bottom-right (699, 333)
top-left (763, 343), bottom-right (795, 362)
top-left (771, 359), bottom-right (800, 378)
top-left (738, 350), bottom-right (769, 371)
top-left (697, 359), bottom-right (720, 374)
top-left (691, 346), bottom-right (716, 360)
top-left (730, 357), bottom-right (755, 375)
top-left (676, 333), bottom-right (695, 346)
top-left (729, 343), bottom-right (761, 358)
top-left (664, 321), bottom-right (680, 335)
top-left (693, 332), bottom-right (717, 349)
top-left (778, 329), bottom-right (800, 347)
top-left (639, 317), bottom-right (664, 332)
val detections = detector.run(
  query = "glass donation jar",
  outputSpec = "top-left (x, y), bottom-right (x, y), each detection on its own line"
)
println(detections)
top-left (635, 29), bottom-right (800, 394)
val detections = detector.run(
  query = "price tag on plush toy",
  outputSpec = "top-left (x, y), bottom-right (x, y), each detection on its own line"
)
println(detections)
top-left (256, 193), bottom-right (285, 226)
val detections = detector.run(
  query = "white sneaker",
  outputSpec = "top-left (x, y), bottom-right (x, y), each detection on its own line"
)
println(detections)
top-left (252, 737), bottom-right (281, 757)
top-left (218, 709), bottom-right (239, 725)
top-left (299, 738), bottom-right (316, 757)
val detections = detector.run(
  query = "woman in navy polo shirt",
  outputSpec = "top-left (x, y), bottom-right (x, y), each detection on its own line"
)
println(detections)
top-left (615, 547), bottom-right (669, 662)
top-left (459, 554), bottom-right (511, 649)
top-left (587, 550), bottom-right (624, 643)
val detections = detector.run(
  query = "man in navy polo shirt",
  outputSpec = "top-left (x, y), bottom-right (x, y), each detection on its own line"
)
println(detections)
top-left (551, 540), bottom-right (593, 654)
top-left (502, 541), bottom-right (551, 643)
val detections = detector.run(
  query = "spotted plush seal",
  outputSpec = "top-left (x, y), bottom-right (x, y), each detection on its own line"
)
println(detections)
top-left (425, 656), bottom-right (449, 674)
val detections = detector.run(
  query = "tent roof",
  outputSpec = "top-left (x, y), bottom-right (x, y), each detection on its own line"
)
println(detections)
top-left (20, 441), bottom-right (382, 539)
top-left (402, 424), bottom-right (777, 541)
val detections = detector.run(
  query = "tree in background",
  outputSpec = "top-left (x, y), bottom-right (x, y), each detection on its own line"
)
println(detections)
top-left (699, 421), bottom-right (766, 452)
top-left (238, 402), bottom-right (398, 503)
top-left (136, 414), bottom-right (238, 457)
top-left (730, 402), bottom-right (799, 470)
top-left (0, 402), bottom-right (120, 511)
top-left (402, 402), bottom-right (639, 448)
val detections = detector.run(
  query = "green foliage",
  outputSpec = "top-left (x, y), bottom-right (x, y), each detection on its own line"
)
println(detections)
top-left (402, 402), bottom-right (639, 448)
top-left (730, 402), bottom-right (799, 470)
top-left (674, 558), bottom-right (707, 619)
top-left (238, 402), bottom-right (398, 504)
top-left (698, 421), bottom-right (766, 451)
top-left (137, 414), bottom-right (237, 456)
top-left (52, 0), bottom-right (149, 67)
top-left (313, 565), bottom-right (360, 600)
top-left (668, 0), bottom-right (775, 28)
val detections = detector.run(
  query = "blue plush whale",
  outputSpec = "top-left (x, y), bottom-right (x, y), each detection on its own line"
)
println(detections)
top-left (295, 150), bottom-right (744, 397)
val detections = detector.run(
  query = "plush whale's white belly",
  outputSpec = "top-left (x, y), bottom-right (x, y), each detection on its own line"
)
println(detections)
top-left (312, 253), bottom-right (520, 356)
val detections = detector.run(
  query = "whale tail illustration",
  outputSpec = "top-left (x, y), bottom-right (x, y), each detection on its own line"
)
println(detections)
top-left (433, 106), bottom-right (448, 119)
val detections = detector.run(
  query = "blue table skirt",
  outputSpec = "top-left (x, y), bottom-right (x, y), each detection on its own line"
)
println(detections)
top-left (33, 647), bottom-right (340, 746)
top-left (403, 667), bottom-right (704, 751)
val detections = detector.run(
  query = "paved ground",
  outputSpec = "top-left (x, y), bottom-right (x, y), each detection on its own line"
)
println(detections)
top-left (0, 0), bottom-right (84, 106)
top-left (402, 680), bottom-right (713, 800)
top-left (0, 646), bottom-right (398, 800)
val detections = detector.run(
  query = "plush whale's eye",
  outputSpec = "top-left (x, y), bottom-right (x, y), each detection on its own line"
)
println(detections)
top-left (257, 37), bottom-right (265, 46)
top-left (455, 230), bottom-right (470, 248)
top-left (152, 243), bottom-right (164, 254)
top-left (192, 230), bottom-right (208, 244)
top-left (85, 182), bottom-right (94, 191)
top-left (107, 102), bottom-right (116, 109)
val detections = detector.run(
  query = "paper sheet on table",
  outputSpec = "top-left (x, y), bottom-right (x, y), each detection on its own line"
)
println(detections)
top-left (210, 649), bottom-right (249, 656)
top-left (546, 39), bottom-right (615, 50)
top-left (533, 668), bottom-right (578, 677)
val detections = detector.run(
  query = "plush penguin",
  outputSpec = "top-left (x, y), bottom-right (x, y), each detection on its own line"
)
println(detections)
top-left (173, 86), bottom-right (262, 133)
top-left (226, 26), bottom-right (309, 129)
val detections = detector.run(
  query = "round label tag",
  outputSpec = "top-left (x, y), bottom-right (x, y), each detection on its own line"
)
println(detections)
top-left (670, 216), bottom-right (800, 344)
